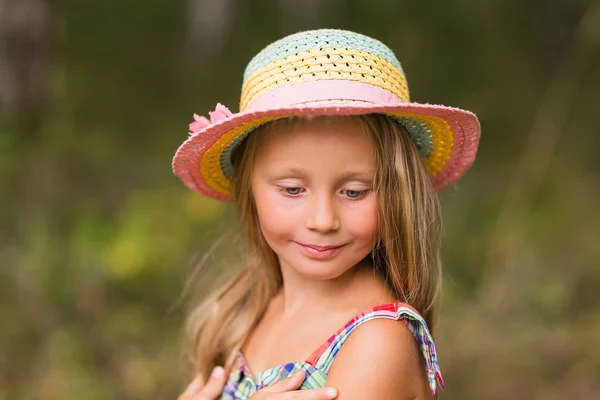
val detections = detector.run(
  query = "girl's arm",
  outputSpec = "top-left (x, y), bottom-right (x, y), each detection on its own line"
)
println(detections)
top-left (324, 319), bottom-right (433, 400)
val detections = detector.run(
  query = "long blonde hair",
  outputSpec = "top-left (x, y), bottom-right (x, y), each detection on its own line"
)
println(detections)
top-left (185, 114), bottom-right (442, 380)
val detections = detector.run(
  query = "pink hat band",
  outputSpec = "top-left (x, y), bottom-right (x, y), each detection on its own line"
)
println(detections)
top-left (244, 80), bottom-right (405, 112)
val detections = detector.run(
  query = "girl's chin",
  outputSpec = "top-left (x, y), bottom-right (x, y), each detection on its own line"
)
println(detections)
top-left (282, 258), bottom-right (358, 281)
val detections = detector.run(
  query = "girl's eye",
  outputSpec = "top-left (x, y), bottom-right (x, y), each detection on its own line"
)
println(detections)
top-left (343, 189), bottom-right (368, 199)
top-left (278, 187), bottom-right (304, 196)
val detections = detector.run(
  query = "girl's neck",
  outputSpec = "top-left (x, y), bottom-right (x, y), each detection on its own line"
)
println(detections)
top-left (274, 259), bottom-right (394, 317)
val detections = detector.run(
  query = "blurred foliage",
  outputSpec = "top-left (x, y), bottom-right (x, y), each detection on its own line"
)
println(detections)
top-left (1, 0), bottom-right (599, 399)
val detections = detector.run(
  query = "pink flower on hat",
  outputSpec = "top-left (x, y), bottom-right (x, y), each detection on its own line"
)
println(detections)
top-left (189, 103), bottom-right (233, 135)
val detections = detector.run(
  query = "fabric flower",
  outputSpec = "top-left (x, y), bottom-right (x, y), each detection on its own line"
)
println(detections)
top-left (188, 103), bottom-right (233, 135)
top-left (208, 103), bottom-right (233, 123)
top-left (189, 114), bottom-right (210, 134)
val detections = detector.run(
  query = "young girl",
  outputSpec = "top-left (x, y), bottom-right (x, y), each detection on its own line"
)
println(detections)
top-left (173, 29), bottom-right (480, 399)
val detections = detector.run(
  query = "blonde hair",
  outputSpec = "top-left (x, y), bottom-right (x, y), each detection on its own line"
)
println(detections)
top-left (185, 114), bottom-right (442, 380)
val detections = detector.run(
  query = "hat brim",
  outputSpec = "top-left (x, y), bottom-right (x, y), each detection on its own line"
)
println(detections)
top-left (172, 102), bottom-right (480, 201)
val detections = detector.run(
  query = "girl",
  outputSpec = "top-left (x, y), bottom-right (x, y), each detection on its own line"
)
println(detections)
top-left (173, 29), bottom-right (480, 399)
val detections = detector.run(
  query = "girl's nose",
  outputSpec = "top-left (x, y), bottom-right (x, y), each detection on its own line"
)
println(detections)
top-left (305, 193), bottom-right (341, 232)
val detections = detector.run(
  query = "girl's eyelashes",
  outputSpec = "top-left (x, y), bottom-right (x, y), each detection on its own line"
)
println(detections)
top-left (277, 186), bottom-right (305, 196)
top-left (342, 189), bottom-right (370, 200)
top-left (276, 186), bottom-right (370, 200)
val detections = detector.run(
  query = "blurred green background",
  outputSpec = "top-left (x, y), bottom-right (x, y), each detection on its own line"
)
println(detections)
top-left (1, 0), bottom-right (599, 399)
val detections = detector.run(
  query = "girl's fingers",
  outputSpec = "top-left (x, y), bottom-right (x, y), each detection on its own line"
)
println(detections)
top-left (260, 370), bottom-right (306, 393)
top-left (250, 371), bottom-right (337, 399)
top-left (195, 366), bottom-right (228, 400)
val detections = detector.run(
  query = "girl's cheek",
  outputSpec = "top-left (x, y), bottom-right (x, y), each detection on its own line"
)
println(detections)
top-left (259, 188), bottom-right (306, 216)
top-left (343, 199), bottom-right (378, 238)
top-left (255, 191), bottom-right (302, 232)
top-left (258, 204), bottom-right (287, 228)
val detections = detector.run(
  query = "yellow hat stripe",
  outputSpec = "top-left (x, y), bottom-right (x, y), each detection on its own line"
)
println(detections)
top-left (240, 47), bottom-right (409, 111)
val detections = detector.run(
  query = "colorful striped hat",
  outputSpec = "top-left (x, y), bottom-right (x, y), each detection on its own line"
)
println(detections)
top-left (173, 29), bottom-right (480, 201)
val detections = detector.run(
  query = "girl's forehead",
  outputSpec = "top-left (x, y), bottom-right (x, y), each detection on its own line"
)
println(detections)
top-left (257, 116), bottom-right (370, 148)
top-left (253, 117), bottom-right (376, 172)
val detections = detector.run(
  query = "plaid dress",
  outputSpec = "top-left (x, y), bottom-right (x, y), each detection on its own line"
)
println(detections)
top-left (221, 301), bottom-right (444, 399)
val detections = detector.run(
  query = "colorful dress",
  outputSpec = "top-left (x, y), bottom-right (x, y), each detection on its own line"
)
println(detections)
top-left (221, 301), bottom-right (444, 399)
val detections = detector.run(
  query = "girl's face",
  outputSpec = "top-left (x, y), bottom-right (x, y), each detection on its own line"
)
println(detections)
top-left (251, 117), bottom-right (378, 281)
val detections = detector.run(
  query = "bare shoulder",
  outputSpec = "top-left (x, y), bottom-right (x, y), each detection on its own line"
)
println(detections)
top-left (325, 318), bottom-right (433, 400)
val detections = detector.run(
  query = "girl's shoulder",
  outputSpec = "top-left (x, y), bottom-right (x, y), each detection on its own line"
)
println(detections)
top-left (326, 314), bottom-right (432, 398)
top-left (307, 301), bottom-right (443, 396)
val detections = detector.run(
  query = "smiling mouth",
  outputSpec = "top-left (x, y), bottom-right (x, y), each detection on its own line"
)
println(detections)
top-left (297, 243), bottom-right (345, 251)
top-left (294, 242), bottom-right (346, 259)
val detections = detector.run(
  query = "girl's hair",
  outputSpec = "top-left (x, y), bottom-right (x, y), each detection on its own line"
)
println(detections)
top-left (185, 114), bottom-right (442, 380)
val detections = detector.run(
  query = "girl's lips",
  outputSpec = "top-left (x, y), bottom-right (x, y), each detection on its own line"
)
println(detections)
top-left (295, 242), bottom-right (346, 259)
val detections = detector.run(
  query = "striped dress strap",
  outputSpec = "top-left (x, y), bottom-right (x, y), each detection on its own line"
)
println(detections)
top-left (305, 301), bottom-right (444, 396)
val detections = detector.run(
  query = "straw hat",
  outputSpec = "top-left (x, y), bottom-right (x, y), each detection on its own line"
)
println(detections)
top-left (172, 29), bottom-right (480, 201)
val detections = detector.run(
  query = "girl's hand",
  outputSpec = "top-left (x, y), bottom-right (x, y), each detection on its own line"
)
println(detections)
top-left (178, 366), bottom-right (228, 400)
top-left (249, 370), bottom-right (338, 399)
